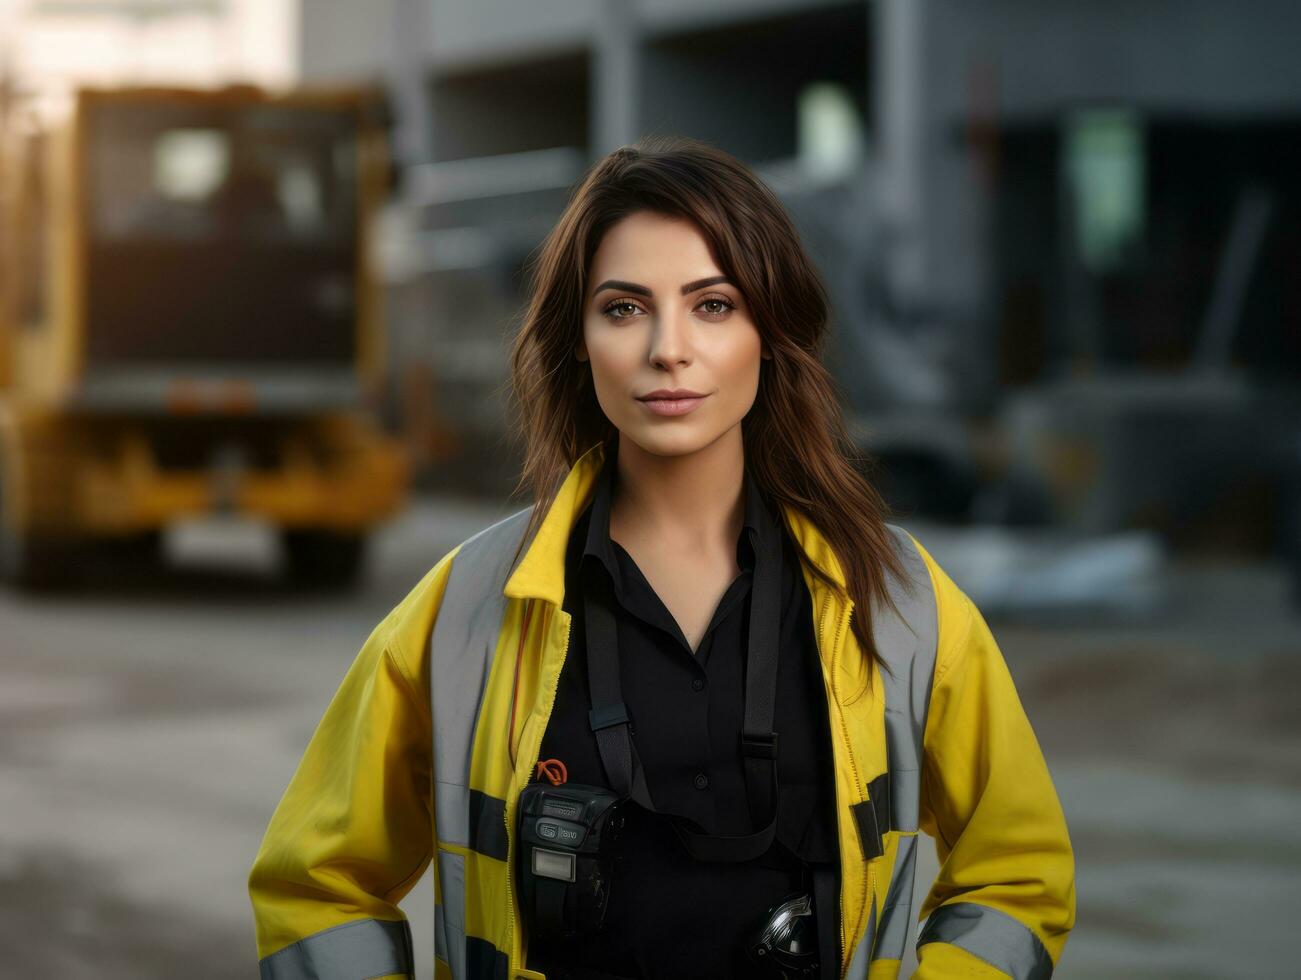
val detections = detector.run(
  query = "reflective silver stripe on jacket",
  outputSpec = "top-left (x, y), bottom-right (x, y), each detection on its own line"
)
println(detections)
top-left (871, 832), bottom-right (920, 962)
top-left (840, 525), bottom-right (939, 972)
top-left (258, 918), bottom-right (413, 980)
top-left (844, 896), bottom-right (877, 980)
top-left (870, 526), bottom-right (937, 966)
top-left (919, 902), bottom-right (1054, 979)
top-left (877, 524), bottom-right (939, 836)
top-left (434, 850), bottom-right (466, 979)
top-left (429, 507), bottom-right (531, 852)
top-left (428, 507), bottom-right (533, 978)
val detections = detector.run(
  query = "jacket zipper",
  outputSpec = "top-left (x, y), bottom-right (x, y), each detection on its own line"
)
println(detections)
top-left (826, 590), bottom-right (865, 980)
top-left (504, 604), bottom-right (572, 978)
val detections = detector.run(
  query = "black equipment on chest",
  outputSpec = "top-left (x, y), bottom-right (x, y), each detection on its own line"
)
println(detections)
top-left (515, 500), bottom-right (787, 925)
top-left (516, 500), bottom-right (850, 977)
top-left (515, 781), bottom-right (627, 940)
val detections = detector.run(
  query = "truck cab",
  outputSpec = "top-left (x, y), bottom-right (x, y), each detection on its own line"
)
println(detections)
top-left (0, 84), bottom-right (409, 589)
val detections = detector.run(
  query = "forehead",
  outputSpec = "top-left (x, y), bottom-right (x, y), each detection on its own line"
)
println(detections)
top-left (589, 211), bottom-right (721, 281)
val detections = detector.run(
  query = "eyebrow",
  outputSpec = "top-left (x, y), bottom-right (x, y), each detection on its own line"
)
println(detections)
top-left (591, 275), bottom-right (734, 299)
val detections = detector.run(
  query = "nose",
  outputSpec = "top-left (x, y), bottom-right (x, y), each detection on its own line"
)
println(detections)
top-left (647, 307), bottom-right (691, 369)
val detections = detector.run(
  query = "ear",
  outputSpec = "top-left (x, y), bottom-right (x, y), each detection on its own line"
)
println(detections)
top-left (760, 343), bottom-right (772, 361)
top-left (575, 338), bottom-right (588, 362)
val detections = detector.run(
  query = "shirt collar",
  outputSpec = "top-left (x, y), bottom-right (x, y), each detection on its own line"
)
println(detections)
top-left (579, 443), bottom-right (780, 592)
top-left (504, 440), bottom-right (849, 606)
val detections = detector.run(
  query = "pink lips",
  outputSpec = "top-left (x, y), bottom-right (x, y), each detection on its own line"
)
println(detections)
top-left (637, 392), bottom-right (709, 416)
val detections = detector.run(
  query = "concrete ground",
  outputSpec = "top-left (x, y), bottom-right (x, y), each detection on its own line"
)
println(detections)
top-left (1, 501), bottom-right (1297, 978)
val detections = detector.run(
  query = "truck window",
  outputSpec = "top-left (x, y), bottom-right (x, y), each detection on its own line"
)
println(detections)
top-left (82, 100), bottom-right (360, 368)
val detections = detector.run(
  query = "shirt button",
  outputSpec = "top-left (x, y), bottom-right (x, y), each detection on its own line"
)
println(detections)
top-left (693, 772), bottom-right (709, 790)
top-left (691, 677), bottom-right (705, 692)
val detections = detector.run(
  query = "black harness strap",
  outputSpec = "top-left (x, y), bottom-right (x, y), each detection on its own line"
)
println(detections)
top-left (812, 862), bottom-right (840, 980)
top-left (583, 500), bottom-right (785, 863)
top-left (584, 579), bottom-right (654, 808)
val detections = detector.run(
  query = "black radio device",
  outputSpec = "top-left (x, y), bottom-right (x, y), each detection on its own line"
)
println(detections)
top-left (516, 781), bottom-right (627, 939)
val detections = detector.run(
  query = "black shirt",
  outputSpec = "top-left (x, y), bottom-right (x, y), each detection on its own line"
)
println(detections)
top-left (525, 449), bottom-right (840, 980)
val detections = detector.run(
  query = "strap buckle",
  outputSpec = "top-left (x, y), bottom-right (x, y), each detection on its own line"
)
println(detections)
top-left (741, 730), bottom-right (779, 760)
top-left (588, 702), bottom-right (631, 732)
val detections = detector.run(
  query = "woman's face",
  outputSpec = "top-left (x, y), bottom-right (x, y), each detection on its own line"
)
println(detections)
top-left (577, 210), bottom-right (770, 459)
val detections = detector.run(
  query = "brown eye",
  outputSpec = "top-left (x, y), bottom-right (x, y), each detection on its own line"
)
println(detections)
top-left (602, 300), bottom-right (642, 320)
top-left (697, 296), bottom-right (736, 318)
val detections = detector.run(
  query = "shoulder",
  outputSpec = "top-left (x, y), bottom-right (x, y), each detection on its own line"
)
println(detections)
top-left (444, 504), bottom-right (536, 580)
top-left (882, 523), bottom-right (979, 685)
top-left (389, 503), bottom-right (536, 634)
top-left (378, 505), bottom-right (536, 689)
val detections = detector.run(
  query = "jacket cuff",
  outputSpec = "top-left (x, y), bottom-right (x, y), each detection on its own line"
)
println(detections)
top-left (259, 917), bottom-right (414, 980)
top-left (918, 902), bottom-right (1053, 979)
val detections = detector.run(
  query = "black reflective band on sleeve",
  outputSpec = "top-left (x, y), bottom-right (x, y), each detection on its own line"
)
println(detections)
top-left (851, 798), bottom-right (883, 859)
top-left (851, 771), bottom-right (893, 860)
top-left (918, 902), bottom-right (1054, 980)
top-left (467, 934), bottom-right (510, 980)
top-left (468, 788), bottom-right (509, 861)
top-left (259, 917), bottom-right (413, 980)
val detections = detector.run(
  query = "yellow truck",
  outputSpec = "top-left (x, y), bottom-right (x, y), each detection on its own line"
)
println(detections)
top-left (0, 84), bottom-right (409, 589)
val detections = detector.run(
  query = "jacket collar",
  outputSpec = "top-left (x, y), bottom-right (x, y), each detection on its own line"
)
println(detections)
top-left (503, 440), bottom-right (848, 605)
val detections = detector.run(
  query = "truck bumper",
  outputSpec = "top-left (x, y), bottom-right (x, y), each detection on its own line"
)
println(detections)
top-left (76, 428), bottom-right (410, 534)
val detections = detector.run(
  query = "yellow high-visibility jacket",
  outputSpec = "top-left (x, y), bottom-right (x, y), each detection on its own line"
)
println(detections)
top-left (249, 441), bottom-right (1075, 980)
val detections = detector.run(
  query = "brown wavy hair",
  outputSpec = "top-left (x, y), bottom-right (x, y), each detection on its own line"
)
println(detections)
top-left (504, 135), bottom-right (910, 673)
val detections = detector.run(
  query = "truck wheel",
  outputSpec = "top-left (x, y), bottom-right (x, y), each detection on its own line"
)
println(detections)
top-left (116, 528), bottom-right (165, 568)
top-left (0, 525), bottom-right (78, 591)
top-left (281, 529), bottom-right (366, 590)
top-left (0, 459), bottom-right (77, 591)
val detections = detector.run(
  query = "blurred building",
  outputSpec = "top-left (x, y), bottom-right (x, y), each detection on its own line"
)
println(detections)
top-left (292, 0), bottom-right (1300, 579)
top-left (7, 0), bottom-right (1296, 569)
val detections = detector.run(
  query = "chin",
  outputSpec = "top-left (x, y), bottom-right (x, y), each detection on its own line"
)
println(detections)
top-left (621, 425), bottom-right (727, 459)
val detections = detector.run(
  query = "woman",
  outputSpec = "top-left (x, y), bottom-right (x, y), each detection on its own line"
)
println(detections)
top-left (249, 137), bottom-right (1075, 980)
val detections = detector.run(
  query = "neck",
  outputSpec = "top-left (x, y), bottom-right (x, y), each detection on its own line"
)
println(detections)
top-left (607, 427), bottom-right (746, 556)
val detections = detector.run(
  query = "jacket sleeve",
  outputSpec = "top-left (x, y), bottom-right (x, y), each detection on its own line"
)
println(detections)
top-left (248, 551), bottom-right (454, 979)
top-left (908, 535), bottom-right (1076, 979)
